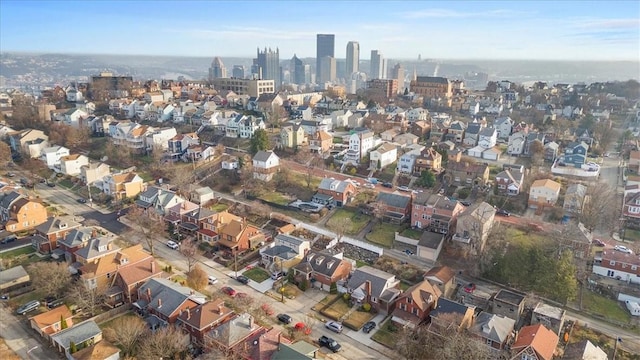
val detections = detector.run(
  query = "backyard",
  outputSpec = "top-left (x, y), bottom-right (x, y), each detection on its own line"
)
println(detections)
top-left (342, 309), bottom-right (376, 330)
top-left (366, 223), bottom-right (402, 248)
top-left (582, 290), bottom-right (631, 324)
top-left (326, 208), bottom-right (370, 235)
top-left (243, 267), bottom-right (270, 283)
top-left (319, 295), bottom-right (353, 321)
top-left (371, 319), bottom-right (399, 349)
top-left (400, 228), bottom-right (422, 240)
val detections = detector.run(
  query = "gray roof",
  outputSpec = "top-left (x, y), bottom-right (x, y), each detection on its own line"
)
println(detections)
top-left (466, 123), bottom-right (481, 135)
top-left (318, 178), bottom-right (351, 193)
top-left (138, 278), bottom-right (206, 318)
top-left (418, 231), bottom-right (444, 249)
top-left (0, 191), bottom-right (23, 210)
top-left (0, 265), bottom-right (29, 286)
top-left (470, 312), bottom-right (516, 344)
top-left (261, 245), bottom-right (298, 260)
top-left (494, 117), bottom-right (513, 126)
top-left (207, 313), bottom-right (259, 347)
top-left (35, 216), bottom-right (81, 235)
top-left (479, 127), bottom-right (496, 137)
top-left (294, 250), bottom-right (347, 278)
top-left (272, 341), bottom-right (317, 360)
top-left (59, 228), bottom-right (94, 248)
top-left (275, 234), bottom-right (306, 248)
top-left (431, 297), bottom-right (471, 318)
top-left (494, 289), bottom-right (525, 305)
top-left (347, 266), bottom-right (395, 298)
top-left (185, 207), bottom-right (217, 220)
top-left (566, 184), bottom-right (587, 197)
top-left (533, 303), bottom-right (565, 321)
top-left (415, 76), bottom-right (449, 84)
top-left (50, 320), bottom-right (102, 351)
top-left (253, 150), bottom-right (276, 163)
top-left (74, 237), bottom-right (119, 260)
top-left (376, 192), bottom-right (411, 209)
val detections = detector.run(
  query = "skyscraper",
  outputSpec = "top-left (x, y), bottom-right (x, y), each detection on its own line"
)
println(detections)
top-left (290, 54), bottom-right (305, 85)
top-left (370, 50), bottom-right (385, 80)
top-left (254, 47), bottom-right (280, 89)
top-left (319, 56), bottom-right (336, 83)
top-left (316, 34), bottom-right (335, 83)
top-left (391, 63), bottom-right (405, 93)
top-left (346, 41), bottom-right (359, 76)
top-left (232, 65), bottom-right (245, 79)
top-left (208, 57), bottom-right (227, 81)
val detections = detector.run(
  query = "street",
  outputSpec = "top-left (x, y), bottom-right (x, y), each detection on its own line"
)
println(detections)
top-left (0, 304), bottom-right (61, 360)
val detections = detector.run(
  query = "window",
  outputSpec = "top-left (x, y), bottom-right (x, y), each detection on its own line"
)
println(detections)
top-left (412, 307), bottom-right (419, 315)
top-left (486, 338), bottom-right (492, 345)
top-left (610, 261), bottom-right (615, 266)
top-left (407, 298), bottom-right (412, 304)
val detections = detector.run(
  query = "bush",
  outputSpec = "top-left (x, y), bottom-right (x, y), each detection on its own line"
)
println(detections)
top-left (342, 293), bottom-right (351, 302)
top-left (361, 303), bottom-right (371, 312)
top-left (298, 280), bottom-right (308, 291)
top-left (329, 282), bottom-right (337, 294)
top-left (458, 187), bottom-right (471, 199)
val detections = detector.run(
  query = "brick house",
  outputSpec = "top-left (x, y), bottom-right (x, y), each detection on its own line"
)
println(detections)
top-left (57, 228), bottom-right (94, 263)
top-left (411, 192), bottom-right (465, 235)
top-left (373, 192), bottom-right (412, 223)
top-left (0, 191), bottom-right (48, 233)
top-left (452, 202), bottom-right (496, 254)
top-left (136, 278), bottom-right (207, 324)
top-left (309, 130), bottom-right (333, 154)
top-left (391, 280), bottom-right (442, 328)
top-left (111, 254), bottom-right (165, 304)
top-left (445, 160), bottom-right (490, 186)
top-left (293, 250), bottom-right (352, 291)
top-left (31, 216), bottom-right (82, 254)
top-left (313, 178), bottom-right (357, 207)
top-left (177, 299), bottom-right (235, 346)
top-left (495, 167), bottom-right (525, 196)
top-left (592, 250), bottom-right (640, 285)
top-left (216, 215), bottom-right (264, 252)
top-left (346, 266), bottom-right (401, 315)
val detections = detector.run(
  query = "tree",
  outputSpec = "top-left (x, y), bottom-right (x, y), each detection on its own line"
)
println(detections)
top-left (579, 182), bottom-right (618, 234)
top-left (69, 282), bottom-right (106, 317)
top-left (249, 129), bottom-right (270, 155)
top-left (530, 140), bottom-right (545, 166)
top-left (187, 264), bottom-right (208, 291)
top-left (416, 171), bottom-right (436, 188)
top-left (593, 121), bottom-right (616, 154)
top-left (180, 238), bottom-right (201, 273)
top-left (60, 315), bottom-right (68, 329)
top-left (0, 142), bottom-right (11, 164)
top-left (370, 200), bottom-right (387, 224)
top-left (103, 315), bottom-right (146, 357)
top-left (69, 341), bottom-right (78, 354)
top-left (125, 206), bottom-right (166, 256)
top-left (330, 217), bottom-right (351, 242)
top-left (137, 325), bottom-right (190, 360)
top-left (27, 262), bottom-right (72, 298)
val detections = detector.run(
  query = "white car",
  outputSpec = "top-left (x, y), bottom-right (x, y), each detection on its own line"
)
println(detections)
top-left (166, 240), bottom-right (179, 250)
top-left (208, 276), bottom-right (218, 285)
top-left (397, 186), bottom-right (410, 192)
top-left (614, 245), bottom-right (633, 254)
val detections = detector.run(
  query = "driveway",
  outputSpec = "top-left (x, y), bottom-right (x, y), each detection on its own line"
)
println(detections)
top-left (0, 304), bottom-right (61, 360)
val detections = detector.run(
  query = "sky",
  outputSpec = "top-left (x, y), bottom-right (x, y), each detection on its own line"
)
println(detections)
top-left (1, 1), bottom-right (639, 61)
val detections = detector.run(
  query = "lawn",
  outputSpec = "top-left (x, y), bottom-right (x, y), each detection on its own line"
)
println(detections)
top-left (343, 310), bottom-right (375, 330)
top-left (400, 228), bottom-right (422, 240)
top-left (98, 311), bottom-right (137, 328)
top-left (623, 229), bottom-right (640, 242)
top-left (355, 260), bottom-right (369, 268)
top-left (320, 297), bottom-right (352, 321)
top-left (313, 294), bottom-right (340, 311)
top-left (333, 137), bottom-right (343, 144)
top-left (371, 319), bottom-right (399, 349)
top-left (366, 223), bottom-right (401, 248)
top-left (7, 290), bottom-right (43, 310)
top-left (290, 172), bottom-right (322, 190)
top-left (0, 246), bottom-right (35, 259)
top-left (582, 290), bottom-right (631, 324)
top-left (326, 208), bottom-right (370, 235)
top-left (58, 179), bottom-right (74, 189)
top-left (259, 192), bottom-right (293, 206)
top-left (243, 267), bottom-right (270, 283)
top-left (504, 227), bottom-right (552, 248)
top-left (210, 203), bottom-right (229, 212)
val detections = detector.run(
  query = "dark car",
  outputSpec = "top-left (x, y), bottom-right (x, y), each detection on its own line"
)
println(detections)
top-left (39, 178), bottom-right (46, 183)
top-left (47, 182), bottom-right (56, 187)
top-left (318, 335), bottom-right (341, 352)
top-left (0, 235), bottom-right (17, 244)
top-left (221, 287), bottom-right (237, 297)
top-left (236, 275), bottom-right (250, 285)
top-left (77, 198), bottom-right (87, 204)
top-left (382, 182), bottom-right (393, 188)
top-left (460, 201), bottom-right (472, 207)
top-left (463, 283), bottom-right (476, 293)
top-left (362, 321), bottom-right (376, 333)
top-left (496, 209), bottom-right (510, 216)
top-left (277, 313), bottom-right (293, 324)
top-left (592, 239), bottom-right (606, 247)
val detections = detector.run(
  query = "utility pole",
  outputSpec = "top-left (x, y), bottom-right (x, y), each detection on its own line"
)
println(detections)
top-left (87, 183), bottom-right (93, 207)
top-left (234, 249), bottom-right (238, 278)
top-left (613, 337), bottom-right (622, 359)
top-left (280, 257), bottom-right (284, 303)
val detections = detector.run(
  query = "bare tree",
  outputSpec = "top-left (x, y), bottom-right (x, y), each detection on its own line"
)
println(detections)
top-left (180, 238), bottom-right (201, 273)
top-left (69, 282), bottom-right (106, 317)
top-left (579, 182), bottom-right (618, 234)
top-left (187, 264), bottom-right (208, 292)
top-left (125, 206), bottom-right (166, 256)
top-left (0, 142), bottom-right (11, 164)
top-left (137, 325), bottom-right (190, 360)
top-left (530, 140), bottom-right (545, 166)
top-left (329, 217), bottom-right (352, 242)
top-left (594, 121), bottom-right (616, 153)
top-left (27, 262), bottom-right (72, 298)
top-left (103, 315), bottom-right (147, 357)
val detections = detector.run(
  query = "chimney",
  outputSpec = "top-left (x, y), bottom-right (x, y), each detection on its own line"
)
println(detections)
top-left (365, 280), bottom-right (372, 299)
top-left (91, 229), bottom-right (97, 238)
top-left (278, 333), bottom-right (282, 350)
top-left (158, 298), bottom-right (162, 308)
top-left (150, 260), bottom-right (156, 273)
top-left (248, 315), bottom-right (253, 328)
top-left (186, 307), bottom-right (191, 320)
top-left (146, 288), bottom-right (151, 302)
top-left (218, 305), bottom-right (223, 314)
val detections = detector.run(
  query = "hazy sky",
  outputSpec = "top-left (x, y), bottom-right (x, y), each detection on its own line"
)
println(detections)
top-left (1, 1), bottom-right (638, 61)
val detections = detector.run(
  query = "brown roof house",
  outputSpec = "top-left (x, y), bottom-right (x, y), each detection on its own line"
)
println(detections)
top-left (216, 215), bottom-right (264, 252)
top-left (177, 298), bottom-right (235, 346)
top-left (346, 266), bottom-right (401, 315)
top-left (424, 265), bottom-right (456, 298)
top-left (71, 340), bottom-right (121, 360)
top-left (0, 191), bottom-right (48, 233)
top-left (452, 202), bottom-right (496, 254)
top-left (413, 147), bottom-right (443, 175)
top-left (30, 305), bottom-right (74, 339)
top-left (510, 324), bottom-right (559, 360)
top-left (528, 179), bottom-right (562, 209)
top-left (391, 279), bottom-right (442, 328)
top-left (309, 130), bottom-right (333, 154)
top-left (293, 250), bottom-right (352, 292)
top-left (444, 160), bottom-right (490, 186)
top-left (31, 216), bottom-right (82, 254)
top-left (111, 250), bottom-right (165, 304)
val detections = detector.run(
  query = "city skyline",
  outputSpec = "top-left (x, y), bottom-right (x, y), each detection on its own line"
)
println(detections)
top-left (0, 1), bottom-right (638, 61)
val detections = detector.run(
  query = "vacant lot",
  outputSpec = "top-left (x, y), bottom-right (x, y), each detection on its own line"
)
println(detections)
top-left (371, 319), bottom-right (399, 349)
top-left (326, 208), bottom-right (370, 235)
top-left (244, 267), bottom-right (270, 283)
top-left (366, 223), bottom-right (401, 248)
top-left (319, 296), bottom-right (352, 321)
top-left (582, 290), bottom-right (631, 324)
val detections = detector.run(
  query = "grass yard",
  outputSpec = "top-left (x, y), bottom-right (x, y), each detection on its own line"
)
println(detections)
top-left (243, 267), bottom-right (270, 283)
top-left (290, 172), bottom-right (322, 190)
top-left (320, 297), bottom-right (352, 321)
top-left (333, 137), bottom-right (343, 144)
top-left (569, 323), bottom-right (638, 360)
top-left (0, 246), bottom-right (35, 259)
top-left (210, 203), bottom-right (229, 212)
top-left (58, 179), bottom-right (74, 189)
top-left (400, 228), bottom-right (422, 240)
top-left (366, 223), bottom-right (401, 248)
top-left (343, 310), bottom-right (375, 330)
top-left (623, 228), bottom-right (640, 242)
top-left (582, 290), bottom-right (631, 324)
top-left (371, 319), bottom-right (399, 349)
top-left (7, 290), bottom-right (43, 310)
top-left (326, 208), bottom-right (370, 235)
top-left (355, 260), bottom-right (369, 268)
top-left (259, 192), bottom-right (293, 206)
top-left (98, 311), bottom-right (137, 328)
top-left (505, 227), bottom-right (552, 248)
top-left (313, 294), bottom-right (340, 311)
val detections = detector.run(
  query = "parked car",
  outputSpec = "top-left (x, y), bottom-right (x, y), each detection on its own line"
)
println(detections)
top-left (318, 335), bottom-right (341, 352)
top-left (277, 313), bottom-right (292, 324)
top-left (16, 300), bottom-right (40, 315)
top-left (496, 209), bottom-right (510, 216)
top-left (208, 276), bottom-right (218, 285)
top-left (397, 185), bottom-right (410, 192)
top-left (166, 240), bottom-right (179, 250)
top-left (77, 198), bottom-right (87, 204)
top-left (47, 182), bottom-right (56, 187)
top-left (45, 297), bottom-right (64, 309)
top-left (221, 287), bottom-right (237, 297)
top-left (0, 235), bottom-right (18, 244)
top-left (325, 321), bottom-right (343, 333)
top-left (271, 272), bottom-right (284, 281)
top-left (614, 245), bottom-right (633, 254)
top-left (382, 182), bottom-right (393, 188)
top-left (236, 275), bottom-right (250, 284)
top-left (463, 283), bottom-right (476, 293)
top-left (362, 321), bottom-right (376, 333)
top-left (460, 201), bottom-right (472, 207)
top-left (591, 239), bottom-right (606, 247)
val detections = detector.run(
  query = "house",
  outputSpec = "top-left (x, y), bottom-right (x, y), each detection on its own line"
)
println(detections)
top-left (524, 132), bottom-right (546, 157)
top-left (411, 192), bottom-right (465, 234)
top-left (424, 265), bottom-right (456, 298)
top-left (216, 215), bottom-right (264, 252)
top-left (50, 320), bottom-right (103, 359)
top-left (135, 186), bottom-right (185, 217)
top-left (447, 120), bottom-right (466, 143)
top-left (391, 280), bottom-right (441, 328)
top-left (469, 312), bottom-right (515, 351)
top-left (30, 305), bottom-right (74, 338)
top-left (75, 237), bottom-right (120, 266)
top-left (369, 143), bottom-right (398, 169)
top-left (411, 120), bottom-right (431, 139)
top-left (495, 168), bottom-right (524, 196)
top-left (407, 107), bottom-right (429, 122)
top-left (531, 303), bottom-right (566, 336)
top-left (280, 125), bottom-right (306, 149)
top-left (573, 128), bottom-right (595, 147)
top-left (592, 250), bottom-right (640, 285)
top-left (70, 340), bottom-right (121, 360)
top-left (344, 129), bottom-right (375, 164)
top-left (507, 131), bottom-right (526, 156)
top-left (31, 216), bottom-right (82, 254)
top-left (478, 127), bottom-right (497, 149)
top-left (463, 123), bottom-right (482, 147)
top-left (396, 147), bottom-right (424, 174)
top-left (299, 119), bottom-right (331, 136)
top-left (9, 129), bottom-right (49, 158)
top-left (453, 202), bottom-right (496, 254)
top-left (260, 234), bottom-right (310, 272)
top-left (190, 186), bottom-right (215, 205)
top-left (111, 254), bottom-right (164, 304)
top-left (374, 192), bottom-right (412, 223)
top-left (331, 109), bottom-right (353, 127)
top-left (80, 162), bottom-right (111, 185)
top-left (491, 289), bottom-right (526, 323)
top-left (309, 130), bottom-right (333, 154)
top-left (205, 313), bottom-right (262, 354)
top-left (346, 266), bottom-right (401, 314)
top-left (293, 250), bottom-right (352, 291)
top-left (0, 191), bottom-right (48, 233)
top-left (445, 160), bottom-right (490, 186)
top-left (63, 108), bottom-right (88, 127)
top-left (60, 154), bottom-right (89, 176)
top-left (145, 127), bottom-right (178, 152)
top-left (413, 147), bottom-right (443, 175)
top-left (58, 228), bottom-right (94, 263)
top-left (544, 142), bottom-right (559, 162)
top-left (510, 324), bottom-right (558, 360)
top-left (559, 141), bottom-right (589, 168)
top-left (313, 178), bottom-right (357, 207)
top-left (100, 171), bottom-right (145, 200)
top-left (528, 179), bottom-right (562, 209)
top-left (271, 340), bottom-right (318, 360)
top-left (252, 150), bottom-right (280, 182)
top-left (563, 184), bottom-right (587, 214)
top-left (177, 299), bottom-right (235, 346)
top-left (40, 145), bottom-right (70, 170)
top-left (428, 298), bottom-right (475, 334)
top-left (167, 133), bottom-right (200, 161)
top-left (380, 129), bottom-right (399, 142)
top-left (0, 265), bottom-right (30, 294)
top-left (622, 191), bottom-right (640, 226)
top-left (494, 116), bottom-right (514, 139)
top-left (562, 340), bottom-right (608, 360)
top-left (135, 278), bottom-right (207, 323)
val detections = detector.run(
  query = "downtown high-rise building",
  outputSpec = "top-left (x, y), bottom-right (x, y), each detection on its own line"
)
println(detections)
top-left (208, 57), bottom-right (227, 81)
top-left (254, 47), bottom-right (281, 88)
top-left (290, 54), bottom-right (305, 85)
top-left (370, 50), bottom-right (386, 80)
top-left (232, 65), bottom-right (246, 79)
top-left (391, 63), bottom-right (405, 93)
top-left (319, 56), bottom-right (336, 83)
top-left (346, 41), bottom-right (359, 76)
top-left (316, 34), bottom-right (335, 83)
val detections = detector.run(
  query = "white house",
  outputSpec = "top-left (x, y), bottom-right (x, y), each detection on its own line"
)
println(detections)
top-left (592, 250), bottom-right (640, 285)
top-left (478, 127), bottom-right (497, 149)
top-left (370, 143), bottom-right (398, 169)
top-left (397, 147), bottom-right (424, 174)
top-left (484, 103), bottom-right (503, 115)
top-left (40, 146), bottom-right (70, 170)
top-left (63, 108), bottom-right (89, 128)
top-left (493, 116), bottom-right (514, 139)
top-left (221, 156), bottom-right (239, 170)
top-left (65, 88), bottom-right (84, 103)
top-left (468, 102), bottom-right (480, 116)
top-left (252, 151), bottom-right (280, 182)
top-left (145, 127), bottom-right (177, 152)
top-left (330, 109), bottom-right (353, 128)
top-left (59, 154), bottom-right (89, 176)
top-left (345, 129), bottom-right (374, 163)
top-left (80, 162), bottom-right (111, 185)
top-left (407, 107), bottom-right (429, 123)
top-left (507, 131), bottom-right (526, 156)
top-left (239, 116), bottom-right (266, 138)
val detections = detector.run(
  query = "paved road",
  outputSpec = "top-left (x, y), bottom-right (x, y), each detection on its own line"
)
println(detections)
top-left (0, 304), bottom-right (61, 360)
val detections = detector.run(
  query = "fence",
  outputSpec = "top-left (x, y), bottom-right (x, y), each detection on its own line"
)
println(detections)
top-left (394, 232), bottom-right (419, 246)
top-left (341, 237), bottom-right (384, 256)
top-left (92, 303), bottom-right (133, 324)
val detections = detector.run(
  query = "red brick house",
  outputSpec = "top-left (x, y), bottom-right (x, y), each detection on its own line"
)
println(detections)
top-left (112, 256), bottom-right (165, 304)
top-left (391, 280), bottom-right (441, 328)
top-left (314, 178), bottom-right (357, 207)
top-left (57, 228), bottom-right (95, 263)
top-left (31, 216), bottom-right (82, 254)
top-left (177, 299), bottom-right (235, 346)
top-left (136, 278), bottom-right (207, 324)
top-left (411, 192), bottom-right (464, 234)
top-left (510, 324), bottom-right (558, 360)
top-left (293, 250), bottom-right (352, 291)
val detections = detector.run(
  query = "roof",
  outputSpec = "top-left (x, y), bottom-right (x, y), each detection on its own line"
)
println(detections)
top-left (272, 340), bottom-right (317, 360)
top-left (74, 237), bottom-right (119, 261)
top-left (0, 265), bottom-right (30, 285)
top-left (116, 256), bottom-right (163, 287)
top-left (253, 150), bottom-right (277, 163)
top-left (294, 250), bottom-right (350, 278)
top-left (531, 179), bottom-right (561, 192)
top-left (137, 278), bottom-right (206, 318)
top-left (71, 340), bottom-right (121, 360)
top-left (373, 142), bottom-right (397, 154)
top-left (0, 191), bottom-right (23, 210)
top-left (30, 305), bottom-right (72, 332)
top-left (562, 340), bottom-right (608, 360)
top-left (566, 183), bottom-right (587, 197)
top-left (261, 245), bottom-right (299, 260)
top-left (494, 289), bottom-right (525, 305)
top-left (399, 280), bottom-right (442, 312)
top-left (318, 178), bottom-right (353, 194)
top-left (347, 266), bottom-right (395, 298)
top-left (177, 298), bottom-right (233, 331)
top-left (418, 231), bottom-right (444, 249)
top-left (207, 313), bottom-right (261, 348)
top-left (511, 324), bottom-right (559, 360)
top-left (415, 76), bottom-right (449, 84)
top-left (424, 266), bottom-right (455, 284)
top-left (469, 312), bottom-right (515, 344)
top-left (376, 192), bottom-right (411, 209)
top-left (431, 297), bottom-right (472, 319)
top-left (50, 320), bottom-right (102, 351)
top-left (58, 228), bottom-right (94, 248)
top-left (533, 303), bottom-right (565, 321)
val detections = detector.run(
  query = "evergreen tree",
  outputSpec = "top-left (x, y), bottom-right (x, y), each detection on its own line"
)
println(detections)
top-left (250, 129), bottom-right (270, 155)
